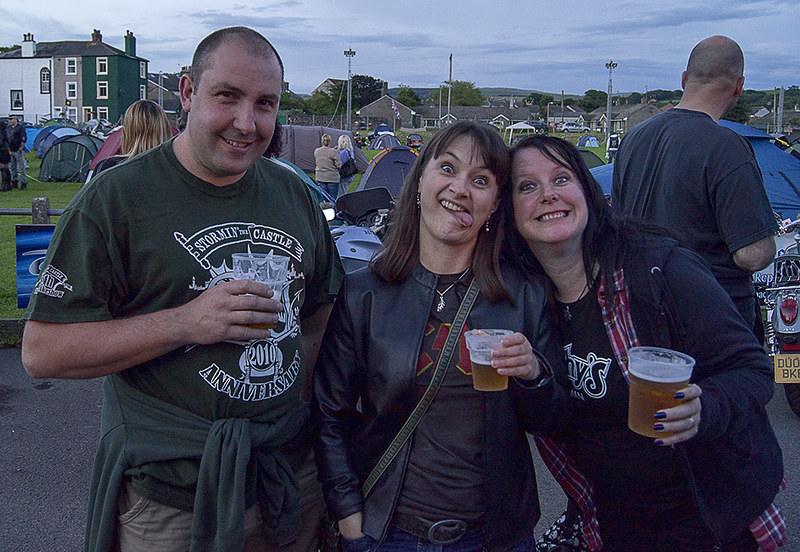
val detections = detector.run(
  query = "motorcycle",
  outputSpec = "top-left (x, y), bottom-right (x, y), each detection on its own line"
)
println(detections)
top-left (329, 187), bottom-right (393, 274)
top-left (762, 218), bottom-right (800, 417)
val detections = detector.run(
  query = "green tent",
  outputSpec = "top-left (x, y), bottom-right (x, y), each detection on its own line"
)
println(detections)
top-left (39, 134), bottom-right (103, 182)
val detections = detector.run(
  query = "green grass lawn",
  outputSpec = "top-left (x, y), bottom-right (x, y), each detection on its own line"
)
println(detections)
top-left (0, 153), bottom-right (81, 318)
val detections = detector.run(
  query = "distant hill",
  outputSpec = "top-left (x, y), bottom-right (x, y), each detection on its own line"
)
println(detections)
top-left (387, 86), bottom-right (582, 100)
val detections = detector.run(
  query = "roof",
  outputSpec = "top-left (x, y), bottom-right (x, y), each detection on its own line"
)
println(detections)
top-left (0, 41), bottom-right (144, 60)
top-left (415, 105), bottom-right (535, 121)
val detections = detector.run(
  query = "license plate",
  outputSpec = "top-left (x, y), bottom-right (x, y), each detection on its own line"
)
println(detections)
top-left (774, 354), bottom-right (800, 383)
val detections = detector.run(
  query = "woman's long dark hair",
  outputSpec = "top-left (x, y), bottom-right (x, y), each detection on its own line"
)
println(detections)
top-left (506, 135), bottom-right (626, 288)
top-left (372, 121), bottom-right (511, 301)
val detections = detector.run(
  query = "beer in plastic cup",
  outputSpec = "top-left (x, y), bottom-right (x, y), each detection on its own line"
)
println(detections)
top-left (231, 253), bottom-right (289, 330)
top-left (464, 329), bottom-right (513, 391)
top-left (627, 346), bottom-right (695, 438)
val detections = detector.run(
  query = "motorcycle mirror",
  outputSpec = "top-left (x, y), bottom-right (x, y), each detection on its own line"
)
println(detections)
top-left (323, 208), bottom-right (336, 222)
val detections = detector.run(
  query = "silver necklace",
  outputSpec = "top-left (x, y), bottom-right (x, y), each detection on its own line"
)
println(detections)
top-left (561, 282), bottom-right (591, 321)
top-left (435, 268), bottom-right (471, 312)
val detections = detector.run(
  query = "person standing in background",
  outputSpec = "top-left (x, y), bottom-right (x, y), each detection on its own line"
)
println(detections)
top-left (612, 36), bottom-right (776, 331)
top-left (7, 115), bottom-right (27, 190)
top-left (337, 134), bottom-right (357, 197)
top-left (315, 133), bottom-right (341, 201)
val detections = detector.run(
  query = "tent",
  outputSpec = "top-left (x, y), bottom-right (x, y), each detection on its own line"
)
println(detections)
top-left (577, 135), bottom-right (600, 148)
top-left (23, 127), bottom-right (42, 152)
top-left (39, 134), bottom-right (103, 182)
top-left (591, 120), bottom-right (800, 219)
top-left (578, 148), bottom-right (605, 169)
top-left (504, 121), bottom-right (542, 144)
top-left (89, 127), bottom-right (124, 170)
top-left (267, 157), bottom-right (335, 205)
top-left (355, 146), bottom-right (418, 197)
top-left (35, 126), bottom-right (81, 158)
top-left (279, 125), bottom-right (368, 173)
top-left (369, 133), bottom-right (401, 150)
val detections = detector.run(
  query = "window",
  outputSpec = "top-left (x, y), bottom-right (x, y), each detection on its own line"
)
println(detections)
top-left (66, 106), bottom-right (78, 122)
top-left (140, 84), bottom-right (147, 100)
top-left (139, 61), bottom-right (146, 78)
top-left (65, 57), bottom-right (77, 75)
top-left (96, 57), bottom-right (108, 75)
top-left (10, 90), bottom-right (23, 111)
top-left (97, 106), bottom-right (109, 120)
top-left (97, 81), bottom-right (108, 99)
top-left (66, 81), bottom-right (77, 99)
top-left (40, 68), bottom-right (51, 94)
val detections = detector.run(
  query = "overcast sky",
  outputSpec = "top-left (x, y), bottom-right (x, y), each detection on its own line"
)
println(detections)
top-left (2, 0), bottom-right (797, 96)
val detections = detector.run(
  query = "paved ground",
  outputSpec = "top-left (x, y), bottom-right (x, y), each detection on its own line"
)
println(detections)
top-left (1, 346), bottom-right (797, 550)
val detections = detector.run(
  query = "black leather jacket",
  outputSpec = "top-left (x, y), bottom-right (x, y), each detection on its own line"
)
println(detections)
top-left (313, 263), bottom-right (567, 550)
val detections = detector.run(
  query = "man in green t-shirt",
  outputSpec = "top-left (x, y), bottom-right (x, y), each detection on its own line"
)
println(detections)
top-left (22, 27), bottom-right (342, 552)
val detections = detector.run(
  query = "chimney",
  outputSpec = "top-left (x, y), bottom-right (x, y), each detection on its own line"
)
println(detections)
top-left (21, 33), bottom-right (36, 57)
top-left (91, 29), bottom-right (102, 43)
top-left (125, 30), bottom-right (136, 56)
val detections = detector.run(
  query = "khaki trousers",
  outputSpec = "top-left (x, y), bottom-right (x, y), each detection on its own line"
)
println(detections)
top-left (115, 452), bottom-right (324, 552)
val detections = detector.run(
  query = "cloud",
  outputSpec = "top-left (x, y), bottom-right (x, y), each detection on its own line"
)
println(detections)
top-left (184, 9), bottom-right (311, 30)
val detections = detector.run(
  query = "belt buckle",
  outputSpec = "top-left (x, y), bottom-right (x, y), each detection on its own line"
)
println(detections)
top-left (426, 519), bottom-right (468, 545)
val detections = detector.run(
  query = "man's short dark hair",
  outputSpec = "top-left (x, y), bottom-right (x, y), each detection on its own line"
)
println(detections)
top-left (685, 35), bottom-right (744, 85)
top-left (190, 27), bottom-right (284, 88)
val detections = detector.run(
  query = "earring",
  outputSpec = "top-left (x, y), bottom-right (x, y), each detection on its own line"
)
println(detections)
top-left (416, 192), bottom-right (421, 208)
top-left (485, 218), bottom-right (491, 232)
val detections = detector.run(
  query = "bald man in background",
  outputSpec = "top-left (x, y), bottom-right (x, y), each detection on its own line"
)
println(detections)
top-left (612, 35), bottom-right (776, 331)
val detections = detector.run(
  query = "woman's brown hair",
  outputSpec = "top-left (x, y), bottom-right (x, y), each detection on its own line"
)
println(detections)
top-left (371, 121), bottom-right (511, 301)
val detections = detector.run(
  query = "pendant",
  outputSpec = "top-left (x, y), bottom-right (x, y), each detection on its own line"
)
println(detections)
top-left (563, 304), bottom-right (572, 321)
top-left (436, 295), bottom-right (445, 312)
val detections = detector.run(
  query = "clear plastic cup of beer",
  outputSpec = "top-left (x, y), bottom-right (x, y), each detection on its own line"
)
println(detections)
top-left (231, 253), bottom-right (289, 331)
top-left (627, 346), bottom-right (695, 438)
top-left (464, 329), bottom-right (514, 391)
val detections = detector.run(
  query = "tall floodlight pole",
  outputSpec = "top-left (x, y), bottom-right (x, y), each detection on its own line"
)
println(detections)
top-left (344, 48), bottom-right (356, 130)
top-left (605, 60), bottom-right (617, 140)
top-left (447, 53), bottom-right (453, 121)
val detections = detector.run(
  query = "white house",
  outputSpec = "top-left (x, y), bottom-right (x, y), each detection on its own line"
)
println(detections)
top-left (0, 34), bottom-right (52, 122)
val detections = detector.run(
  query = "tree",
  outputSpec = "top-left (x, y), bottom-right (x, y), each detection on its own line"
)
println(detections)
top-left (280, 91), bottom-right (305, 112)
top-left (351, 75), bottom-right (384, 108)
top-left (395, 85), bottom-right (420, 107)
top-left (579, 89), bottom-right (607, 111)
top-left (0, 44), bottom-right (20, 54)
top-left (428, 81), bottom-right (483, 106)
top-left (305, 90), bottom-right (338, 115)
top-left (627, 92), bottom-right (644, 105)
top-left (723, 100), bottom-right (749, 123)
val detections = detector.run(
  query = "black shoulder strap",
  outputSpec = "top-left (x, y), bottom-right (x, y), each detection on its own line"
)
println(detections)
top-left (361, 279), bottom-right (480, 498)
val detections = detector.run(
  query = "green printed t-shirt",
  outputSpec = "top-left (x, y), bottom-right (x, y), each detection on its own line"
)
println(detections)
top-left (27, 141), bottom-right (342, 508)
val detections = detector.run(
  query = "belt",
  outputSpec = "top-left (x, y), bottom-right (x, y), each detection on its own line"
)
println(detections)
top-left (392, 511), bottom-right (483, 545)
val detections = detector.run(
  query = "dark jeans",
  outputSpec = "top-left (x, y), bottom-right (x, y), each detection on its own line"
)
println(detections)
top-left (341, 527), bottom-right (535, 552)
top-left (318, 181), bottom-right (339, 202)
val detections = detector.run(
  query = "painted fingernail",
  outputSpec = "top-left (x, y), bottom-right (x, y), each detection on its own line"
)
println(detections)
top-left (653, 423), bottom-right (664, 431)
top-left (674, 392), bottom-right (685, 399)
top-left (654, 440), bottom-right (665, 446)
top-left (654, 412), bottom-right (667, 420)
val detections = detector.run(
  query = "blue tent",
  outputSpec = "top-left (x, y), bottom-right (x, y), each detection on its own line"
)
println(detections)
top-left (24, 127), bottom-right (41, 152)
top-left (35, 126), bottom-right (80, 157)
top-left (591, 119), bottom-right (800, 219)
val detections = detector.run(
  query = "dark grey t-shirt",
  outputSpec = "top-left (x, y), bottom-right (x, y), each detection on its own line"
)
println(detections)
top-left (612, 108), bottom-right (776, 299)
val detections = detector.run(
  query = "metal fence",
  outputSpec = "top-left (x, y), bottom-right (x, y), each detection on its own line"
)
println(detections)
top-left (0, 198), bottom-right (63, 223)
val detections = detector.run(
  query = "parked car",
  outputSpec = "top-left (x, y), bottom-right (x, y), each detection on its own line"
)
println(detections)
top-left (558, 122), bottom-right (591, 133)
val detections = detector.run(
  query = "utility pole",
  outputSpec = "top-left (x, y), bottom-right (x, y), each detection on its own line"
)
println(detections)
top-left (344, 48), bottom-right (356, 130)
top-left (447, 53), bottom-right (453, 123)
top-left (778, 86), bottom-right (785, 133)
top-left (605, 59), bottom-right (618, 140)
top-left (158, 71), bottom-right (163, 108)
top-left (560, 89), bottom-right (564, 126)
top-left (438, 84), bottom-right (443, 127)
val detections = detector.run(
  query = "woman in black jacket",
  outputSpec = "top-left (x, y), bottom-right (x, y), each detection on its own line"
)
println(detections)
top-left (508, 135), bottom-right (785, 551)
top-left (314, 122), bottom-right (566, 551)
